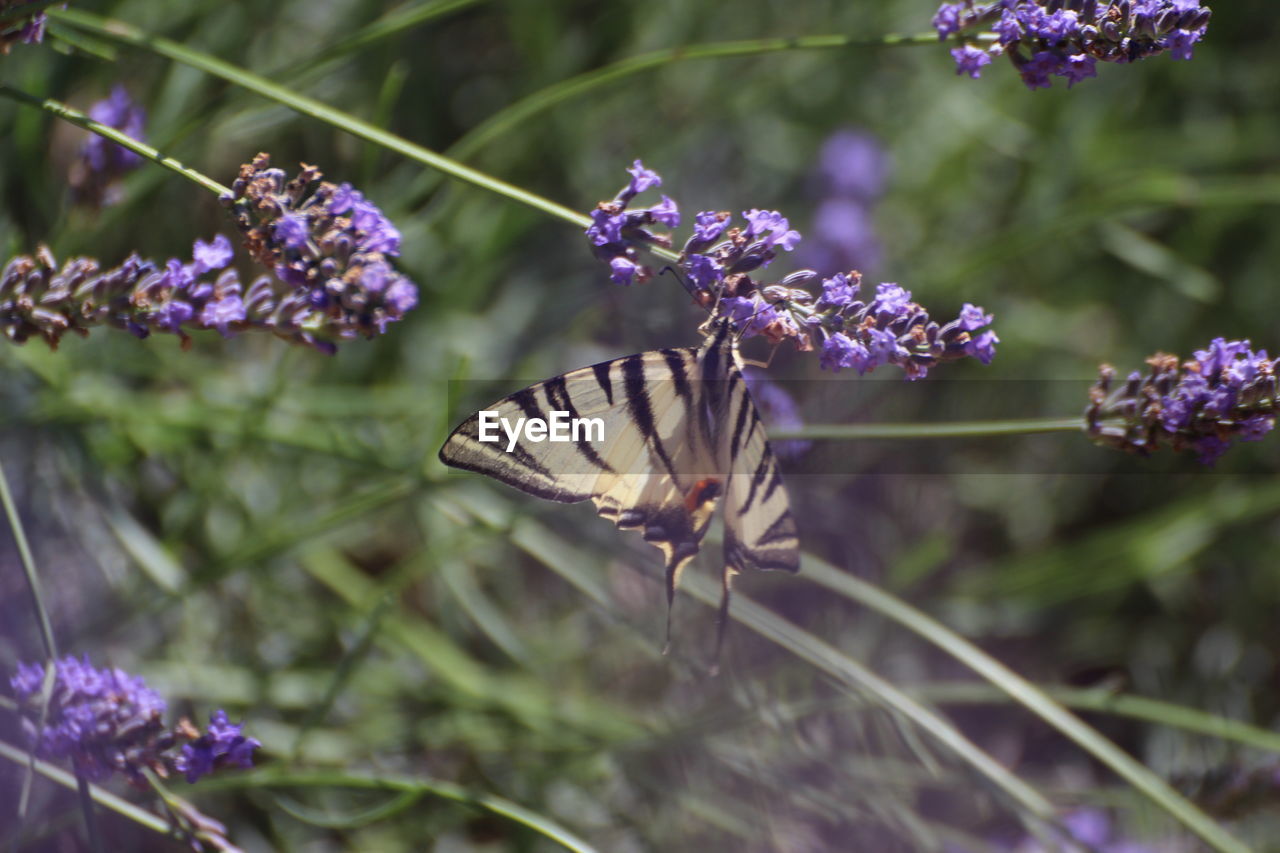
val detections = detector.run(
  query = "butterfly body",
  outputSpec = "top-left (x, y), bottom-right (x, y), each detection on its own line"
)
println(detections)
top-left (439, 318), bottom-right (799, 662)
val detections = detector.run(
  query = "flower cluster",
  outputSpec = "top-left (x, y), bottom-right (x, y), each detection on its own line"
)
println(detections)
top-left (69, 85), bottom-right (147, 209)
top-left (1085, 338), bottom-right (1277, 464)
top-left (9, 655), bottom-right (260, 785)
top-left (586, 161), bottom-right (998, 380)
top-left (0, 1), bottom-right (60, 53)
top-left (223, 153), bottom-right (418, 341)
top-left (801, 128), bottom-right (888, 277)
top-left (3, 236), bottom-right (325, 352)
top-left (933, 0), bottom-right (1212, 89)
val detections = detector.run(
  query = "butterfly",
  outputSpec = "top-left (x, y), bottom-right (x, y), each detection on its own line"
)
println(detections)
top-left (438, 314), bottom-right (800, 666)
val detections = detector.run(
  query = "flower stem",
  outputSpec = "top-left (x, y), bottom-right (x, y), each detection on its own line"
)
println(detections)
top-left (770, 417), bottom-right (1084, 441)
top-left (0, 459), bottom-right (58, 661)
top-left (445, 32), bottom-right (942, 166)
top-left (0, 83), bottom-right (230, 197)
top-left (48, 8), bottom-right (589, 228)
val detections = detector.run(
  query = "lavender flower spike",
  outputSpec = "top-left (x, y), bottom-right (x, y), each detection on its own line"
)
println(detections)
top-left (69, 85), bottom-right (147, 209)
top-left (223, 153), bottom-right (418, 340)
top-left (9, 655), bottom-right (259, 788)
top-left (1086, 338), bottom-right (1277, 464)
top-left (582, 160), bottom-right (999, 380)
top-left (932, 0), bottom-right (1212, 90)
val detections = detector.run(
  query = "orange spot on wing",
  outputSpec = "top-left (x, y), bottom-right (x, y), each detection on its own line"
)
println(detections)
top-left (684, 478), bottom-right (723, 513)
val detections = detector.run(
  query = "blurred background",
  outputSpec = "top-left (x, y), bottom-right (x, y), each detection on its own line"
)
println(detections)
top-left (2, 0), bottom-right (1280, 850)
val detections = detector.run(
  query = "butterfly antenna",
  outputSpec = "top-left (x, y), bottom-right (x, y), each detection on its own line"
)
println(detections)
top-left (659, 265), bottom-right (714, 315)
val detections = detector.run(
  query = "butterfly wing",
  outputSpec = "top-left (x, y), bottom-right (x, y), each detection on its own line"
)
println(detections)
top-left (707, 347), bottom-right (800, 665)
top-left (439, 348), bottom-right (722, 620)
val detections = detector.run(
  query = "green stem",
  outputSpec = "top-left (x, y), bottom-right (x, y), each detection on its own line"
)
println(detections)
top-left (0, 83), bottom-right (229, 197)
top-left (445, 32), bottom-right (942, 166)
top-left (49, 8), bottom-right (588, 228)
top-left (203, 768), bottom-right (599, 853)
top-left (912, 682), bottom-right (1280, 755)
top-left (770, 417), bottom-right (1084, 441)
top-left (801, 557), bottom-right (1251, 853)
top-left (0, 459), bottom-right (58, 661)
top-left (0, 739), bottom-right (175, 836)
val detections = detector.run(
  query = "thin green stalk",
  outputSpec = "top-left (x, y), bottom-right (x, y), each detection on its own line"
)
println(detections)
top-left (0, 460), bottom-right (57, 661)
top-left (50, 8), bottom-right (588, 229)
top-left (800, 557), bottom-right (1251, 853)
top-left (770, 417), bottom-right (1084, 441)
top-left (204, 768), bottom-right (600, 853)
top-left (0, 83), bottom-right (229, 197)
top-left (303, 0), bottom-right (488, 63)
top-left (445, 32), bottom-right (943, 166)
top-left (912, 682), bottom-right (1280, 755)
top-left (460, 500), bottom-right (1061, 829)
top-left (76, 774), bottom-right (105, 853)
top-left (0, 740), bottom-right (173, 836)
top-left (1, 461), bottom-right (106, 850)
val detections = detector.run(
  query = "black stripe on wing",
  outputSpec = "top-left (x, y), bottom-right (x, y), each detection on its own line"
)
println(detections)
top-left (622, 354), bottom-right (681, 480)
top-left (541, 376), bottom-right (616, 473)
top-left (438, 412), bottom-right (592, 504)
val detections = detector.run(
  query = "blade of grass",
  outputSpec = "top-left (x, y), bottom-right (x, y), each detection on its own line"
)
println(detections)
top-left (770, 417), bottom-right (1083, 441)
top-left (50, 8), bottom-right (593, 232)
top-left (442, 492), bottom-right (1060, 828)
top-left (799, 554), bottom-right (1251, 853)
top-left (911, 682), bottom-right (1280, 755)
top-left (442, 32), bottom-right (944, 168)
top-left (0, 739), bottom-right (171, 836)
top-left (203, 767), bottom-right (600, 853)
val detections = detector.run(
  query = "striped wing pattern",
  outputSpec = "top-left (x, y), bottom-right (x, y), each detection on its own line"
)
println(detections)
top-left (438, 320), bottom-right (799, 662)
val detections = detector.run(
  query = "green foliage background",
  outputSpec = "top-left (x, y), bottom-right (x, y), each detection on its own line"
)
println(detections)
top-left (2, 1), bottom-right (1279, 850)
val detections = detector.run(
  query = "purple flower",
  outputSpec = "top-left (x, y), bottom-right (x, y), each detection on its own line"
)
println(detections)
top-left (70, 85), bottom-right (147, 208)
top-left (625, 159), bottom-right (661, 196)
top-left (820, 332), bottom-right (859, 372)
top-left (951, 45), bottom-right (993, 78)
top-left (692, 210), bottom-right (729, 245)
top-left (200, 294), bottom-right (246, 336)
top-left (646, 195), bottom-right (681, 228)
top-left (818, 129), bottom-right (889, 201)
top-left (224, 154), bottom-right (419, 344)
top-left (933, 0), bottom-right (1212, 90)
top-left (994, 11), bottom-right (1023, 44)
top-left (817, 273), bottom-right (859, 311)
top-left (587, 207), bottom-right (625, 246)
top-left (347, 191), bottom-right (403, 255)
top-left (964, 330), bottom-right (999, 365)
top-left (958, 303), bottom-right (993, 331)
top-left (9, 655), bottom-right (167, 783)
top-left (175, 711), bottom-right (262, 784)
top-left (687, 254), bottom-right (723, 291)
top-left (1061, 54), bottom-right (1098, 87)
top-left (272, 212), bottom-right (308, 250)
top-left (932, 3), bottom-right (965, 39)
top-left (579, 160), bottom-right (999, 377)
top-left (1087, 339), bottom-right (1277, 464)
top-left (610, 256), bottom-right (638, 286)
top-left (190, 234), bottom-right (234, 275)
top-left (871, 283), bottom-right (912, 317)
